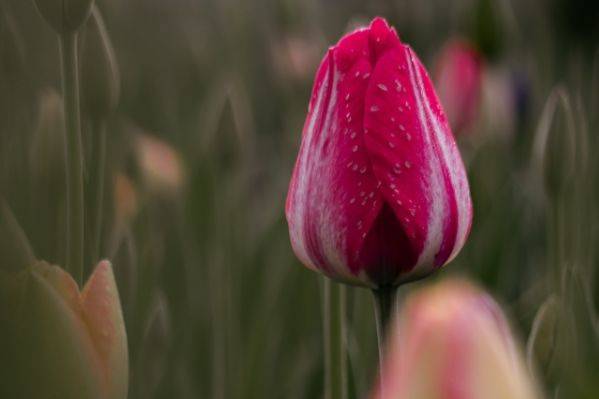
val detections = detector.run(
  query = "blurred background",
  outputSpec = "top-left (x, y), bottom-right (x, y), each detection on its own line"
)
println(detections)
top-left (0, 0), bottom-right (598, 397)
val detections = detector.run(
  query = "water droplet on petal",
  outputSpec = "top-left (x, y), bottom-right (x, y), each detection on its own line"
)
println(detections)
top-left (404, 161), bottom-right (412, 169)
top-left (345, 93), bottom-right (351, 101)
top-left (399, 124), bottom-right (405, 131)
top-left (409, 208), bottom-right (416, 216)
top-left (377, 83), bottom-right (388, 92)
top-left (350, 131), bottom-right (357, 139)
top-left (350, 197), bottom-right (356, 204)
top-left (405, 133), bottom-right (411, 141)
top-left (352, 164), bottom-right (358, 171)
top-left (395, 79), bottom-right (402, 92)
top-left (352, 145), bottom-right (358, 152)
top-left (363, 72), bottom-right (370, 79)
top-left (388, 141), bottom-right (395, 149)
top-left (370, 105), bottom-right (379, 113)
top-left (359, 166), bottom-right (367, 174)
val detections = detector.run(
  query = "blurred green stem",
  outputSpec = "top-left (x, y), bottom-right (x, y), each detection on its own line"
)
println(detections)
top-left (90, 118), bottom-right (107, 264)
top-left (323, 279), bottom-right (347, 399)
top-left (59, 33), bottom-right (84, 285)
top-left (372, 287), bottom-right (397, 376)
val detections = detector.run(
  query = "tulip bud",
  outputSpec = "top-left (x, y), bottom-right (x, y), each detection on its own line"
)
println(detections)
top-left (1, 260), bottom-right (128, 399)
top-left (135, 132), bottom-right (185, 197)
top-left (0, 199), bottom-right (35, 272)
top-left (371, 279), bottom-right (542, 399)
top-left (434, 39), bottom-right (483, 135)
top-left (30, 88), bottom-right (66, 188)
top-left (286, 17), bottom-right (472, 288)
top-left (33, 0), bottom-right (94, 33)
top-left (80, 5), bottom-right (120, 121)
top-left (532, 87), bottom-right (577, 201)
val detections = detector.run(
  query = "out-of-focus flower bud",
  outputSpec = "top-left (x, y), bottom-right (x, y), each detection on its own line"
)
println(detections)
top-left (33, 0), bottom-right (94, 33)
top-left (113, 173), bottom-right (138, 224)
top-left (80, 5), bottom-right (120, 121)
top-left (532, 87), bottom-right (577, 201)
top-left (271, 36), bottom-right (321, 82)
top-left (286, 17), bottom-right (472, 288)
top-left (371, 279), bottom-right (542, 399)
top-left (434, 39), bottom-right (483, 135)
top-left (136, 294), bottom-right (171, 398)
top-left (1, 260), bottom-right (128, 399)
top-left (30, 88), bottom-right (66, 187)
top-left (0, 199), bottom-right (35, 272)
top-left (526, 296), bottom-right (559, 380)
top-left (135, 132), bottom-right (185, 197)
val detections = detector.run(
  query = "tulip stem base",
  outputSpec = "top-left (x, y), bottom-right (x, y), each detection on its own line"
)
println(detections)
top-left (372, 286), bottom-right (397, 371)
top-left (323, 279), bottom-right (348, 399)
top-left (59, 32), bottom-right (84, 286)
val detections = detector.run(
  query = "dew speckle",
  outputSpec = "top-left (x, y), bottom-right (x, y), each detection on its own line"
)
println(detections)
top-left (405, 133), bottom-right (412, 141)
top-left (388, 141), bottom-right (395, 149)
top-left (404, 161), bottom-right (412, 169)
top-left (360, 191), bottom-right (365, 197)
top-left (350, 197), bottom-right (356, 204)
top-left (409, 208), bottom-right (416, 216)
top-left (394, 79), bottom-right (402, 92)
top-left (355, 71), bottom-right (361, 78)
top-left (398, 106), bottom-right (404, 113)
top-left (363, 72), bottom-right (370, 79)
top-left (350, 131), bottom-right (357, 139)
top-left (345, 93), bottom-right (351, 101)
top-left (391, 117), bottom-right (396, 123)
top-left (352, 145), bottom-right (358, 152)
top-left (370, 105), bottom-right (379, 113)
top-left (377, 83), bottom-right (388, 92)
top-left (352, 164), bottom-right (358, 171)
top-left (369, 192), bottom-right (374, 198)
top-left (359, 166), bottom-right (367, 174)
top-left (399, 124), bottom-right (405, 131)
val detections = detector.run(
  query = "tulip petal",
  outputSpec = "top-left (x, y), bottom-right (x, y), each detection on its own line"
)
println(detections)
top-left (82, 260), bottom-right (129, 399)
top-left (286, 29), bottom-right (386, 285)
top-left (363, 44), bottom-right (472, 284)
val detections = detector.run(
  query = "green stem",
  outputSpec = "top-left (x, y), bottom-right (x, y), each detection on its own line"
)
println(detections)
top-left (323, 279), bottom-right (347, 399)
top-left (59, 33), bottom-right (84, 285)
top-left (372, 287), bottom-right (397, 375)
top-left (90, 119), bottom-right (107, 265)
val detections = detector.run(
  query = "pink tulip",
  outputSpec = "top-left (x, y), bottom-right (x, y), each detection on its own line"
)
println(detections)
top-left (434, 40), bottom-right (483, 135)
top-left (286, 18), bottom-right (472, 288)
top-left (371, 279), bottom-right (541, 399)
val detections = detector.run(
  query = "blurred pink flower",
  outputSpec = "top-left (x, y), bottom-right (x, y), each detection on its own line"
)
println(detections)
top-left (286, 17), bottom-right (472, 288)
top-left (434, 39), bottom-right (483, 136)
top-left (135, 133), bottom-right (185, 196)
top-left (371, 279), bottom-right (542, 399)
